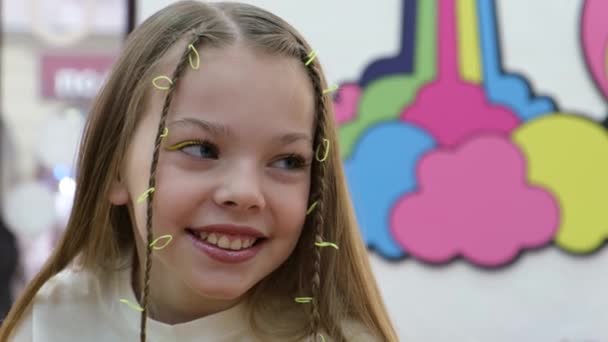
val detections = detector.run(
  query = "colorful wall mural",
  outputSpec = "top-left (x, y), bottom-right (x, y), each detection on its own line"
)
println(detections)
top-left (336, 0), bottom-right (608, 267)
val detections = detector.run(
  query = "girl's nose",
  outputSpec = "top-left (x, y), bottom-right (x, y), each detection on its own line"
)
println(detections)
top-left (212, 162), bottom-right (266, 212)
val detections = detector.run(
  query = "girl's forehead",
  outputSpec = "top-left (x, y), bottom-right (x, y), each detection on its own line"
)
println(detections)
top-left (195, 44), bottom-right (306, 81)
top-left (175, 48), bottom-right (314, 120)
top-left (156, 42), bottom-right (304, 79)
top-left (150, 43), bottom-right (315, 133)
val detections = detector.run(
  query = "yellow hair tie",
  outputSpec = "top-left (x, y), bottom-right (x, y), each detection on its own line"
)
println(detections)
top-left (150, 234), bottom-right (173, 250)
top-left (322, 84), bottom-right (338, 95)
top-left (136, 187), bottom-right (155, 204)
top-left (152, 76), bottom-right (173, 90)
top-left (317, 334), bottom-right (326, 342)
top-left (294, 297), bottom-right (313, 304)
top-left (160, 127), bottom-right (169, 138)
top-left (306, 201), bottom-right (318, 215)
top-left (315, 241), bottom-right (339, 250)
top-left (119, 299), bottom-right (143, 312)
top-left (315, 138), bottom-right (330, 162)
top-left (305, 50), bottom-right (317, 66)
top-left (188, 44), bottom-right (200, 70)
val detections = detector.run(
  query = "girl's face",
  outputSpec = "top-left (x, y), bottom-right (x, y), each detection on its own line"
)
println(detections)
top-left (110, 43), bottom-right (315, 310)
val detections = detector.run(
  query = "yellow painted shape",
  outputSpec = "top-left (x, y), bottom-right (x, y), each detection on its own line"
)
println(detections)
top-left (512, 114), bottom-right (608, 253)
top-left (457, 0), bottom-right (482, 83)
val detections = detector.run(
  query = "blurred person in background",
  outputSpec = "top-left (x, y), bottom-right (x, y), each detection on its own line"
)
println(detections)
top-left (0, 118), bottom-right (19, 320)
top-left (0, 217), bottom-right (18, 320)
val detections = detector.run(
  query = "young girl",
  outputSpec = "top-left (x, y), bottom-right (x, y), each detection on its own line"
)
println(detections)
top-left (0, 1), bottom-right (398, 341)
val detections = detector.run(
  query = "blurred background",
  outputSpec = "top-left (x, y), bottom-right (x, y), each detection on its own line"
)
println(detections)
top-left (1, 0), bottom-right (608, 341)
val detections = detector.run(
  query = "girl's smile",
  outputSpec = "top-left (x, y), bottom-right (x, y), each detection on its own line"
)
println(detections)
top-left (185, 224), bottom-right (267, 264)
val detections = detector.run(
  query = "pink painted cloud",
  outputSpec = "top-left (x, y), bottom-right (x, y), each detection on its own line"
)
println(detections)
top-left (400, 80), bottom-right (520, 147)
top-left (390, 134), bottom-right (559, 267)
top-left (332, 83), bottom-right (361, 124)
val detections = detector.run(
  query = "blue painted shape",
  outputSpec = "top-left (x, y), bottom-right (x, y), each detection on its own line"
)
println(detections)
top-left (477, 0), bottom-right (556, 121)
top-left (345, 121), bottom-right (436, 259)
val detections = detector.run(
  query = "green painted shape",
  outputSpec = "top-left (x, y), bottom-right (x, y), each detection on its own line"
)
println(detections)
top-left (339, 0), bottom-right (438, 159)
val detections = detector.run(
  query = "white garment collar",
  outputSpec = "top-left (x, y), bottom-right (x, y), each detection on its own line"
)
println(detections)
top-left (111, 265), bottom-right (251, 340)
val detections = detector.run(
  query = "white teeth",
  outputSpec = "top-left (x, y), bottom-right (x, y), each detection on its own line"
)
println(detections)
top-left (196, 232), bottom-right (257, 251)
top-left (217, 236), bottom-right (230, 249)
top-left (230, 239), bottom-right (242, 250)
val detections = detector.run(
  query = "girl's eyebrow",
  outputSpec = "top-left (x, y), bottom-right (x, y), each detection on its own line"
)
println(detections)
top-left (167, 117), bottom-right (312, 145)
top-left (166, 117), bottom-right (231, 136)
top-left (272, 132), bottom-right (312, 145)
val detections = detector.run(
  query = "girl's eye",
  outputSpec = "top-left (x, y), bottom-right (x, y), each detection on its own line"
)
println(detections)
top-left (167, 140), bottom-right (219, 159)
top-left (272, 154), bottom-right (308, 170)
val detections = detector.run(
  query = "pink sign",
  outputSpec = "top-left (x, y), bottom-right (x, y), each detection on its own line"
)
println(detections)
top-left (40, 54), bottom-right (116, 100)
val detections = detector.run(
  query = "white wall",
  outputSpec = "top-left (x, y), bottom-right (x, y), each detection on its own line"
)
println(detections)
top-left (138, 1), bottom-right (608, 341)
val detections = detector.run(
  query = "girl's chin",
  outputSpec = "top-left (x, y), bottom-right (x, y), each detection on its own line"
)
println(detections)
top-left (183, 271), bottom-right (257, 298)
top-left (189, 282), bottom-right (252, 302)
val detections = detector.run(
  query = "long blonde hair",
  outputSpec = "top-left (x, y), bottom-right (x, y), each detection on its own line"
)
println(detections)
top-left (0, 2), bottom-right (398, 341)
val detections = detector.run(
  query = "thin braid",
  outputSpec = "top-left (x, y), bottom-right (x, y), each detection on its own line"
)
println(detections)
top-left (311, 183), bottom-right (326, 340)
top-left (302, 48), bottom-right (330, 341)
top-left (139, 33), bottom-right (204, 342)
